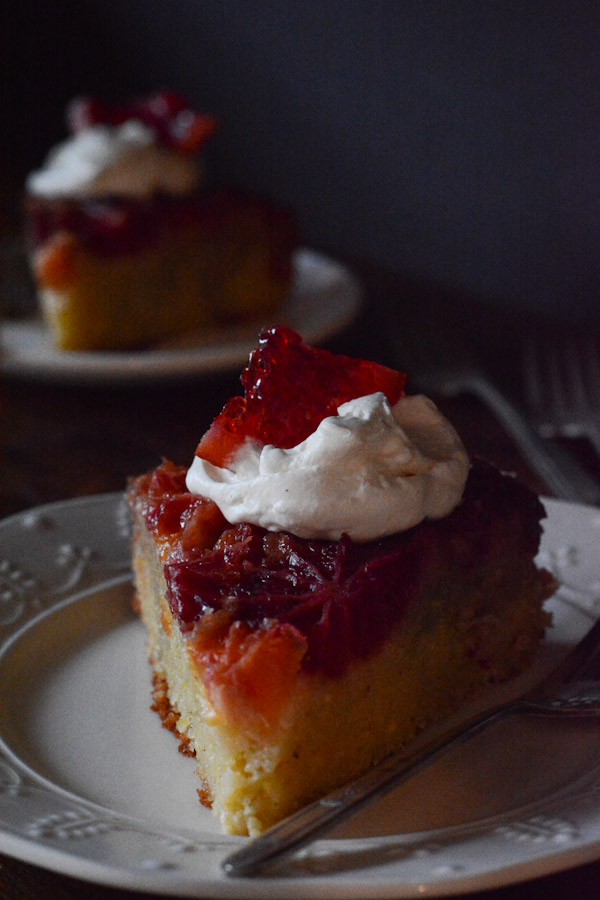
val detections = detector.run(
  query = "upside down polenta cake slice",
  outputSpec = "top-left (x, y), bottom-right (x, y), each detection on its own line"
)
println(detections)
top-left (127, 326), bottom-right (555, 836)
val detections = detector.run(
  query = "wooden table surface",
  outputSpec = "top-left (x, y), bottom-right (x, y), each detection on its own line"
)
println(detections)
top-left (1, 260), bottom-right (599, 899)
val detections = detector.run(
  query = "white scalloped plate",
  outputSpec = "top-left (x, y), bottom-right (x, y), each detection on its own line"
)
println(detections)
top-left (0, 494), bottom-right (600, 898)
top-left (0, 248), bottom-right (362, 384)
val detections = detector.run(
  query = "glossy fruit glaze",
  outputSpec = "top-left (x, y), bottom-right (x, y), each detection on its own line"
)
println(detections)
top-left (25, 188), bottom-right (297, 262)
top-left (133, 456), bottom-right (547, 678)
top-left (196, 326), bottom-right (407, 466)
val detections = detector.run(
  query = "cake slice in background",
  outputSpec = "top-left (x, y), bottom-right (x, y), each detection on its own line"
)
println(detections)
top-left (24, 91), bottom-right (298, 351)
top-left (127, 326), bottom-right (556, 836)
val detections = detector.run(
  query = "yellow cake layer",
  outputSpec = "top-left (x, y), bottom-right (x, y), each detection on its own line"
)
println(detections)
top-left (131, 515), bottom-right (551, 837)
top-left (33, 223), bottom-right (289, 351)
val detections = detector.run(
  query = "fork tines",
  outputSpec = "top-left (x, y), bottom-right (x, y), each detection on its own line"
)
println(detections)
top-left (523, 331), bottom-right (600, 459)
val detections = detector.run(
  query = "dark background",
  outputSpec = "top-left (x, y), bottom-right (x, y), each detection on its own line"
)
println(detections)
top-left (3, 0), bottom-right (600, 328)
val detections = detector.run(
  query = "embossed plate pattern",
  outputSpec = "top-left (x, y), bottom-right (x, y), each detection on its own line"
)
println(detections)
top-left (0, 249), bottom-right (361, 384)
top-left (0, 494), bottom-right (600, 898)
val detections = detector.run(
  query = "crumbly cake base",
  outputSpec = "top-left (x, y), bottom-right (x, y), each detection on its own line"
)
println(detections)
top-left (131, 512), bottom-right (552, 836)
top-left (151, 670), bottom-right (213, 807)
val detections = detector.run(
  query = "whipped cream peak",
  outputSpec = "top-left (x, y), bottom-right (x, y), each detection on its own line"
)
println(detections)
top-left (186, 392), bottom-right (470, 542)
top-left (26, 120), bottom-right (202, 199)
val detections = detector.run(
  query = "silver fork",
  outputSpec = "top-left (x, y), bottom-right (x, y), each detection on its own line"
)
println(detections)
top-left (223, 612), bottom-right (600, 877)
top-left (524, 331), bottom-right (600, 462)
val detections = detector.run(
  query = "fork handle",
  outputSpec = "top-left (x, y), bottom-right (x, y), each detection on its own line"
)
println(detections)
top-left (445, 374), bottom-right (600, 505)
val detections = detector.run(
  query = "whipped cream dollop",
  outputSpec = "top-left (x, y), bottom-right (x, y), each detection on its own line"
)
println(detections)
top-left (26, 120), bottom-right (201, 199)
top-left (186, 393), bottom-right (470, 542)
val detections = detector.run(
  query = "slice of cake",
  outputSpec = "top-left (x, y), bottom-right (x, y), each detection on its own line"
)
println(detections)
top-left (24, 91), bottom-right (297, 350)
top-left (127, 326), bottom-right (556, 836)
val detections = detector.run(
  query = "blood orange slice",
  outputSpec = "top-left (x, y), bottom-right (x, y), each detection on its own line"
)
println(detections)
top-left (196, 326), bottom-right (406, 467)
